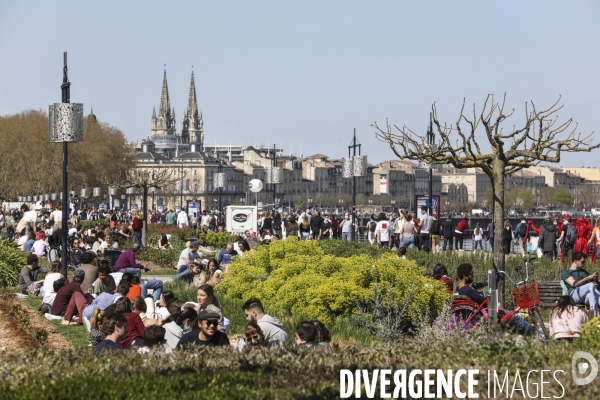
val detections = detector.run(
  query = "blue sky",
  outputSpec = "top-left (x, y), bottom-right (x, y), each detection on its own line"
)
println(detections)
top-left (1, 1), bottom-right (599, 166)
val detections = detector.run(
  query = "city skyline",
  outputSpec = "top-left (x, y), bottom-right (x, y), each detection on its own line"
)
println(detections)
top-left (1, 1), bottom-right (599, 165)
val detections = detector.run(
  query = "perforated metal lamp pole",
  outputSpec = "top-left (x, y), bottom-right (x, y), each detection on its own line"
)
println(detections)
top-left (48, 53), bottom-right (84, 279)
top-left (348, 129), bottom-right (362, 241)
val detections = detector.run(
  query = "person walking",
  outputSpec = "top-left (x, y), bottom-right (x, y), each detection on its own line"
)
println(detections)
top-left (538, 216), bottom-right (559, 261)
top-left (503, 220), bottom-right (513, 255)
top-left (441, 216), bottom-right (454, 251)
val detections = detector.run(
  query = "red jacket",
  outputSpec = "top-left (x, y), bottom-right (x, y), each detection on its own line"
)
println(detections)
top-left (455, 219), bottom-right (468, 233)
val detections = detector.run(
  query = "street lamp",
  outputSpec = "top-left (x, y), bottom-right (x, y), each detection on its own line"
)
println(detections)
top-left (214, 162), bottom-right (226, 217)
top-left (48, 52), bottom-right (84, 279)
top-left (342, 129), bottom-right (367, 240)
top-left (266, 144), bottom-right (282, 203)
top-left (427, 110), bottom-right (436, 217)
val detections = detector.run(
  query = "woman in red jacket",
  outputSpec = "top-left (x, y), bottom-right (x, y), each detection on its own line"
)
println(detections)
top-left (114, 297), bottom-right (145, 348)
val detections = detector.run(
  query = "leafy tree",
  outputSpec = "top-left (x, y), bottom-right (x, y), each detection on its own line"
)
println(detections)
top-left (0, 110), bottom-right (136, 199)
top-left (539, 187), bottom-right (557, 207)
top-left (515, 188), bottom-right (535, 210)
top-left (552, 189), bottom-right (573, 208)
top-left (373, 94), bottom-right (599, 305)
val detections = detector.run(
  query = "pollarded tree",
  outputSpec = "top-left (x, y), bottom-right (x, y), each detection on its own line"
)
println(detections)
top-left (373, 94), bottom-right (598, 304)
top-left (102, 168), bottom-right (180, 246)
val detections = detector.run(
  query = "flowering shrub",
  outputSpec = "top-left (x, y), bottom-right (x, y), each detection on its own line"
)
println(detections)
top-left (199, 230), bottom-right (234, 249)
top-left (581, 315), bottom-right (600, 346)
top-left (0, 239), bottom-right (26, 287)
top-left (220, 237), bottom-right (448, 325)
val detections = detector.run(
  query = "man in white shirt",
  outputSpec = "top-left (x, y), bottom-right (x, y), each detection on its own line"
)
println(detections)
top-left (16, 205), bottom-right (39, 234)
top-left (375, 213), bottom-right (392, 248)
top-left (177, 209), bottom-right (189, 229)
top-left (418, 207), bottom-right (433, 251)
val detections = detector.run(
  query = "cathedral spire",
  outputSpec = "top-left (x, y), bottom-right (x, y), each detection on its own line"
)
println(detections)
top-left (187, 70), bottom-right (199, 118)
top-left (159, 67), bottom-right (171, 116)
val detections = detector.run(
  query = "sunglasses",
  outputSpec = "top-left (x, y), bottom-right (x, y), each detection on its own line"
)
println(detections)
top-left (204, 319), bottom-right (218, 326)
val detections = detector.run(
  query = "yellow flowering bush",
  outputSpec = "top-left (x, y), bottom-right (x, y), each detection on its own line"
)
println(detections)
top-left (220, 237), bottom-right (449, 324)
top-left (581, 315), bottom-right (600, 347)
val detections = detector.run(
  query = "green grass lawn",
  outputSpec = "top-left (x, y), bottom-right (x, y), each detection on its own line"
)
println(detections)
top-left (22, 297), bottom-right (90, 350)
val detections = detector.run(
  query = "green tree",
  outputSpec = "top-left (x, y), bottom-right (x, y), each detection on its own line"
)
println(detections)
top-left (515, 188), bottom-right (535, 210)
top-left (373, 94), bottom-right (599, 305)
top-left (552, 189), bottom-right (573, 208)
top-left (539, 187), bottom-right (557, 207)
top-left (482, 187), bottom-right (493, 209)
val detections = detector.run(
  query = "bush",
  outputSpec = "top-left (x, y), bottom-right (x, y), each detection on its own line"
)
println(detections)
top-left (79, 219), bottom-right (109, 229)
top-left (137, 248), bottom-right (180, 269)
top-left (219, 237), bottom-right (448, 327)
top-left (0, 239), bottom-right (26, 287)
top-left (200, 230), bottom-right (234, 248)
top-left (319, 239), bottom-right (394, 258)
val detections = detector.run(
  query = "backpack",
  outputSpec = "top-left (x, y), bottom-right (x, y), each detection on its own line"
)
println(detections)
top-left (430, 220), bottom-right (441, 234)
top-left (565, 224), bottom-right (577, 246)
top-left (369, 221), bottom-right (377, 232)
top-left (518, 223), bottom-right (527, 238)
top-left (273, 219), bottom-right (282, 230)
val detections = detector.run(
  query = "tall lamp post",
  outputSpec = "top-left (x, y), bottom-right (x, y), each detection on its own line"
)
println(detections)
top-left (342, 129), bottom-right (367, 240)
top-left (214, 163), bottom-right (226, 220)
top-left (48, 52), bottom-right (83, 278)
top-left (427, 110), bottom-right (435, 216)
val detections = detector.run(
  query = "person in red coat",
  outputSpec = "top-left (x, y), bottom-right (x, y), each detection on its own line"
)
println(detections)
top-left (574, 217), bottom-right (591, 256)
top-left (454, 217), bottom-right (468, 251)
top-left (113, 297), bottom-right (145, 348)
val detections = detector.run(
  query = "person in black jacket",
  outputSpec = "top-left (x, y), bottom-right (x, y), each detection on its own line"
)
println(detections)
top-left (441, 216), bottom-right (454, 251)
top-left (538, 216), bottom-right (559, 261)
top-left (310, 212), bottom-right (324, 240)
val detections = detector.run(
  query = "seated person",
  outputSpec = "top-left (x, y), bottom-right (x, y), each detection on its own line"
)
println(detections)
top-left (92, 264), bottom-right (116, 295)
top-left (95, 313), bottom-right (128, 352)
top-left (242, 298), bottom-right (289, 344)
top-left (89, 308), bottom-right (109, 348)
top-left (77, 251), bottom-right (99, 294)
top-left (158, 234), bottom-right (172, 250)
top-left (456, 263), bottom-right (535, 335)
top-left (19, 254), bottom-right (50, 295)
top-left (562, 251), bottom-right (600, 315)
top-left (155, 291), bottom-right (175, 320)
top-left (311, 320), bottom-right (332, 350)
top-left (231, 322), bottom-right (279, 350)
top-left (51, 269), bottom-right (85, 317)
top-left (549, 295), bottom-right (588, 341)
top-left (177, 241), bottom-right (202, 273)
top-left (82, 281), bottom-right (130, 320)
top-left (294, 321), bottom-right (317, 348)
top-left (113, 244), bottom-right (148, 280)
top-left (176, 310), bottom-right (230, 349)
top-left (172, 263), bottom-right (202, 284)
top-left (433, 264), bottom-right (454, 294)
top-left (42, 278), bottom-right (67, 310)
top-left (138, 325), bottom-right (167, 354)
top-left (114, 297), bottom-right (145, 348)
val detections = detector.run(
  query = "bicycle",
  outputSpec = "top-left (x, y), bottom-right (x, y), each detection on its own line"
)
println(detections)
top-left (451, 256), bottom-right (549, 339)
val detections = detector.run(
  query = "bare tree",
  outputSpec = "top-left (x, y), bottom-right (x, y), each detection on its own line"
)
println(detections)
top-left (373, 94), bottom-right (599, 304)
top-left (102, 168), bottom-right (180, 246)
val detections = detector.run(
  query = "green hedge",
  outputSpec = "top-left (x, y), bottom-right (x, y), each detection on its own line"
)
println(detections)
top-left (1, 335), bottom-right (598, 399)
top-left (79, 219), bottom-right (109, 228)
top-left (0, 239), bottom-right (26, 287)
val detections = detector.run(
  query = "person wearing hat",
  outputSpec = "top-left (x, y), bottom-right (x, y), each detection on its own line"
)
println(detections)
top-left (113, 244), bottom-right (148, 280)
top-left (51, 268), bottom-right (87, 317)
top-left (538, 216), bottom-right (559, 261)
top-left (176, 310), bottom-right (230, 349)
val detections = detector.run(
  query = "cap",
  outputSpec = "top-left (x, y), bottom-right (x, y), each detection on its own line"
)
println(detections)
top-left (36, 232), bottom-right (45, 240)
top-left (73, 269), bottom-right (85, 280)
top-left (198, 310), bottom-right (221, 321)
top-left (190, 241), bottom-right (199, 247)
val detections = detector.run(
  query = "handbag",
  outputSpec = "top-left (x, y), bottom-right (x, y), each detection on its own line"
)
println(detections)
top-left (143, 312), bottom-right (163, 327)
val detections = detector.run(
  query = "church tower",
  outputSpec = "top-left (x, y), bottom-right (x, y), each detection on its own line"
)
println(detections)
top-left (151, 68), bottom-right (176, 136)
top-left (181, 70), bottom-right (204, 150)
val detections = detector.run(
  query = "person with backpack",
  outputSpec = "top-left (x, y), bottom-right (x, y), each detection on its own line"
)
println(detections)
top-left (272, 212), bottom-right (283, 238)
top-left (514, 218), bottom-right (529, 256)
top-left (366, 215), bottom-right (377, 245)
top-left (561, 217), bottom-right (577, 263)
